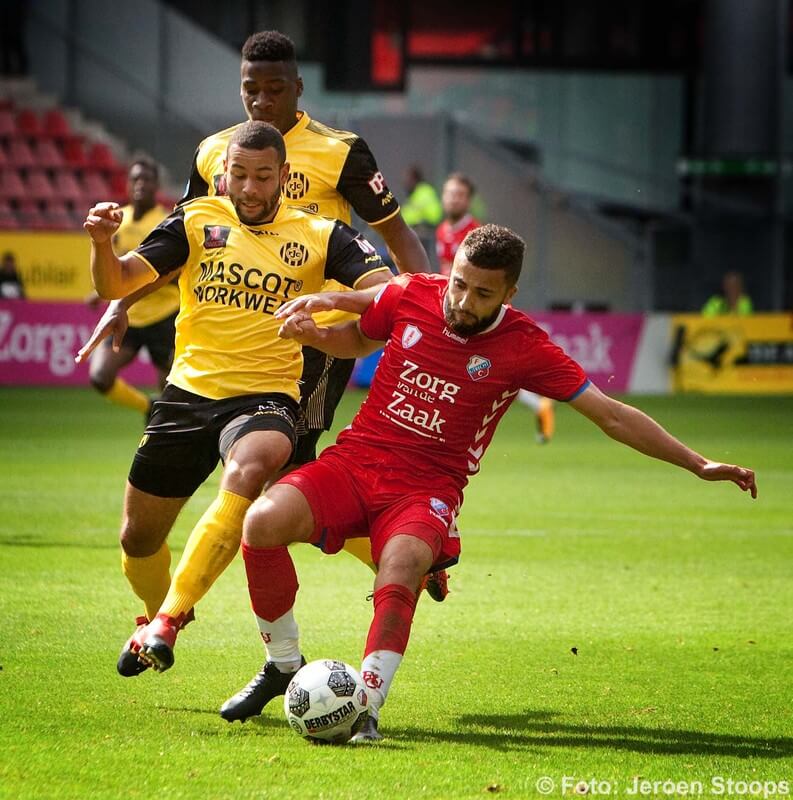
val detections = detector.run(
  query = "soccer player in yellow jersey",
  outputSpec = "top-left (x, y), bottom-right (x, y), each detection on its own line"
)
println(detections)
top-left (84, 121), bottom-right (392, 687)
top-left (87, 158), bottom-right (177, 416)
top-left (75, 30), bottom-right (446, 718)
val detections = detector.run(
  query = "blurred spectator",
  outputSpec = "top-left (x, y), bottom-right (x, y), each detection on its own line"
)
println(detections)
top-left (702, 271), bottom-right (753, 316)
top-left (401, 165), bottom-right (442, 268)
top-left (435, 172), bottom-right (480, 276)
top-left (0, 251), bottom-right (25, 299)
top-left (0, 3), bottom-right (29, 76)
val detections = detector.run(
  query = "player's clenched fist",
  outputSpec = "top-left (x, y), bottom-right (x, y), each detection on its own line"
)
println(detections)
top-left (278, 310), bottom-right (320, 343)
top-left (84, 202), bottom-right (124, 243)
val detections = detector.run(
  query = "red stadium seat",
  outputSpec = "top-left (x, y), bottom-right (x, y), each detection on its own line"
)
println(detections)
top-left (26, 168), bottom-right (56, 200)
top-left (16, 198), bottom-right (48, 229)
top-left (0, 145), bottom-right (7, 168)
top-left (42, 109), bottom-right (71, 140)
top-left (7, 138), bottom-right (35, 168)
top-left (33, 138), bottom-right (65, 169)
top-left (81, 171), bottom-right (112, 204)
top-left (43, 199), bottom-right (77, 230)
top-left (53, 169), bottom-right (84, 204)
top-left (109, 168), bottom-right (127, 197)
top-left (62, 136), bottom-right (87, 168)
top-left (157, 192), bottom-right (177, 210)
top-left (16, 109), bottom-right (41, 138)
top-left (0, 199), bottom-right (20, 229)
top-left (0, 110), bottom-right (16, 139)
top-left (87, 142), bottom-right (119, 171)
top-left (0, 168), bottom-right (27, 200)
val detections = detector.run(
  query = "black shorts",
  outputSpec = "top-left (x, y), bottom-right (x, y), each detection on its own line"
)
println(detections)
top-left (128, 384), bottom-right (300, 498)
top-left (108, 312), bottom-right (176, 371)
top-left (292, 347), bottom-right (355, 465)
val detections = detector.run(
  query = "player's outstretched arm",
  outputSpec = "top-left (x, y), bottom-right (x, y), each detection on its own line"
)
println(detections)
top-left (276, 283), bottom-right (385, 321)
top-left (374, 214), bottom-right (431, 274)
top-left (278, 314), bottom-right (383, 359)
top-left (570, 383), bottom-right (757, 498)
top-left (85, 203), bottom-right (155, 299)
top-left (74, 271), bottom-right (181, 363)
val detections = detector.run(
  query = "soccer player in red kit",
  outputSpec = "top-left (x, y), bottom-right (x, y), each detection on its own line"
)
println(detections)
top-left (435, 172), bottom-right (480, 277)
top-left (237, 224), bottom-right (757, 742)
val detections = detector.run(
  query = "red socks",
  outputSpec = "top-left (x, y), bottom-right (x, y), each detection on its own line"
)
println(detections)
top-left (364, 583), bottom-right (417, 656)
top-left (241, 543), bottom-right (299, 621)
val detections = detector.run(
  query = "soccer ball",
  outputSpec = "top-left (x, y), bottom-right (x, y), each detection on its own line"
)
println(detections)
top-left (284, 659), bottom-right (369, 744)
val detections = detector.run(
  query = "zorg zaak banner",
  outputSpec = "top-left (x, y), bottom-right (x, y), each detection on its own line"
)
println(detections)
top-left (671, 313), bottom-right (793, 393)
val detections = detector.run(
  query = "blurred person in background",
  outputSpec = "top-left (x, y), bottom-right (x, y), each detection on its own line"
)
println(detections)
top-left (433, 172), bottom-right (554, 441)
top-left (436, 172), bottom-right (480, 276)
top-left (702, 271), bottom-right (754, 317)
top-left (0, 251), bottom-right (25, 299)
top-left (86, 158), bottom-right (175, 418)
top-left (401, 164), bottom-right (443, 268)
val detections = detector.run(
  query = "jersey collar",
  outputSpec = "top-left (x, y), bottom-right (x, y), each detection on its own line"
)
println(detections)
top-left (284, 111), bottom-right (310, 144)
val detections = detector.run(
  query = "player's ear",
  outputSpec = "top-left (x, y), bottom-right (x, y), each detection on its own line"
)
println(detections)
top-left (504, 284), bottom-right (518, 304)
top-left (296, 76), bottom-right (304, 98)
top-left (280, 160), bottom-right (290, 184)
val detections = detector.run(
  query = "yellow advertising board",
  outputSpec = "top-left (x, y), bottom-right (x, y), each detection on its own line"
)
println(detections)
top-left (0, 232), bottom-right (92, 301)
top-left (671, 313), bottom-right (793, 394)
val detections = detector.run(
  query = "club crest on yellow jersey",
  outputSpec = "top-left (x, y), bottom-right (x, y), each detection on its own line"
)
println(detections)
top-left (280, 241), bottom-right (309, 267)
top-left (285, 171), bottom-right (310, 200)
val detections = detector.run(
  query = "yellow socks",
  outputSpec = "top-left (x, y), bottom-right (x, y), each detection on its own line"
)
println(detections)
top-left (159, 490), bottom-right (252, 618)
top-left (122, 542), bottom-right (171, 621)
top-left (106, 378), bottom-right (150, 414)
top-left (342, 537), bottom-right (377, 573)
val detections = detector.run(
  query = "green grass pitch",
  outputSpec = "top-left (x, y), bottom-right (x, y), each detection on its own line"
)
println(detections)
top-left (0, 388), bottom-right (791, 799)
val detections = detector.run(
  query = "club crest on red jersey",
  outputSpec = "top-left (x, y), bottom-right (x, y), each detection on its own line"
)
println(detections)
top-left (429, 497), bottom-right (452, 523)
top-left (203, 225), bottom-right (231, 249)
top-left (401, 324), bottom-right (422, 349)
top-left (466, 355), bottom-right (491, 381)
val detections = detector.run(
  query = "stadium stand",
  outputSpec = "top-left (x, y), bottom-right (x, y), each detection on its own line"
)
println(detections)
top-left (0, 79), bottom-right (177, 230)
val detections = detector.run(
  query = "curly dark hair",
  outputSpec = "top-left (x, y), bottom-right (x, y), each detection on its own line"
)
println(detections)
top-left (242, 30), bottom-right (296, 63)
top-left (461, 224), bottom-right (525, 285)
top-left (228, 120), bottom-right (286, 164)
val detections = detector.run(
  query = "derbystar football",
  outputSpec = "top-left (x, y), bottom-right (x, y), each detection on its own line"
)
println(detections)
top-left (284, 659), bottom-right (369, 744)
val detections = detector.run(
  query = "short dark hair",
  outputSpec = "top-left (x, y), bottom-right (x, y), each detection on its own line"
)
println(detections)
top-left (129, 156), bottom-right (159, 182)
top-left (242, 30), bottom-right (296, 64)
top-left (461, 224), bottom-right (525, 285)
top-left (228, 120), bottom-right (286, 164)
top-left (446, 172), bottom-right (475, 196)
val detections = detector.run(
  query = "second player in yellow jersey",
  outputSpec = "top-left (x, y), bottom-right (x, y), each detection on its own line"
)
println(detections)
top-left (87, 158), bottom-right (177, 416)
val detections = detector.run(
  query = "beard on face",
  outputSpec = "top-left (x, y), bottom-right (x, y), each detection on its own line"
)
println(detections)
top-left (443, 293), bottom-right (502, 336)
top-left (232, 184), bottom-right (281, 226)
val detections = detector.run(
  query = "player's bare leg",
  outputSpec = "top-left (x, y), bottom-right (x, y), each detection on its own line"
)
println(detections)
top-left (117, 484), bottom-right (188, 676)
top-left (89, 339), bottom-right (152, 417)
top-left (518, 390), bottom-right (555, 443)
top-left (138, 429), bottom-right (292, 672)
top-left (221, 484), bottom-right (313, 721)
top-left (352, 534), bottom-right (434, 743)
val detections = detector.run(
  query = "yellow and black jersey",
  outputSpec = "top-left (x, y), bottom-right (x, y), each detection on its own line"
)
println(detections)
top-left (133, 196), bottom-right (390, 401)
top-left (113, 203), bottom-right (179, 328)
top-left (179, 111), bottom-right (400, 226)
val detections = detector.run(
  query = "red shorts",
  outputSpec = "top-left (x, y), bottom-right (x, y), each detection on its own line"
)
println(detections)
top-left (277, 444), bottom-right (461, 570)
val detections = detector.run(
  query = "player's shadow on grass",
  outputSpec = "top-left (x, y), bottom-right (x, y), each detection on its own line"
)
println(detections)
top-left (392, 711), bottom-right (793, 759)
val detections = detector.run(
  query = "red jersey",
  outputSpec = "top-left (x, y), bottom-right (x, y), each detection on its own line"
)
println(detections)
top-left (435, 214), bottom-right (480, 276)
top-left (334, 274), bottom-right (589, 502)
